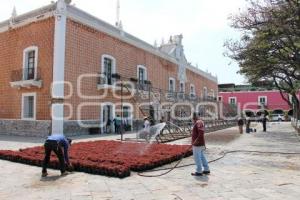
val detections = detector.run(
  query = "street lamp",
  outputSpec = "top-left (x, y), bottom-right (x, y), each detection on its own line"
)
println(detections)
top-left (112, 73), bottom-right (123, 140)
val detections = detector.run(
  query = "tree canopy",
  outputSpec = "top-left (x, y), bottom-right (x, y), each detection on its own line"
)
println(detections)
top-left (225, 0), bottom-right (300, 117)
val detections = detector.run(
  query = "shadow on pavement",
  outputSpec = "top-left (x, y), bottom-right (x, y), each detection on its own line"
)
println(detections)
top-left (193, 175), bottom-right (209, 182)
top-left (40, 175), bottom-right (62, 182)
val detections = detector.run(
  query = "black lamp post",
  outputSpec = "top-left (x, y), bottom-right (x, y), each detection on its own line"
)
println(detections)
top-left (144, 80), bottom-right (152, 123)
top-left (112, 73), bottom-right (123, 140)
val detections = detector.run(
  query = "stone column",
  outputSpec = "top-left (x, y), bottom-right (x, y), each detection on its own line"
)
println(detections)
top-left (51, 0), bottom-right (67, 134)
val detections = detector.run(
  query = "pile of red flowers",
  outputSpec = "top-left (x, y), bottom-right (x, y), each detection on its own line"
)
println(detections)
top-left (0, 140), bottom-right (192, 178)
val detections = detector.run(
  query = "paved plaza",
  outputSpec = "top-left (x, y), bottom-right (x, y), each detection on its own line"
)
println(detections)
top-left (0, 122), bottom-right (300, 200)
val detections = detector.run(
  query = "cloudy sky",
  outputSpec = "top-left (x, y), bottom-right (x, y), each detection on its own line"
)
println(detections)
top-left (0, 0), bottom-right (248, 84)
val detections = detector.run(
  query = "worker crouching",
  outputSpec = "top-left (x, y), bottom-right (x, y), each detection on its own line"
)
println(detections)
top-left (41, 134), bottom-right (72, 177)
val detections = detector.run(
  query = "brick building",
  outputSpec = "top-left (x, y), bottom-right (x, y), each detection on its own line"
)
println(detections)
top-left (0, 0), bottom-right (218, 137)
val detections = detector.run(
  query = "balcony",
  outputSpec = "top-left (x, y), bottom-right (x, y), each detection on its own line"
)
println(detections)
top-left (165, 93), bottom-right (218, 103)
top-left (165, 92), bottom-right (216, 102)
top-left (10, 68), bottom-right (42, 89)
top-left (176, 92), bottom-right (184, 100)
top-left (97, 74), bottom-right (151, 93)
top-left (165, 92), bottom-right (198, 102)
top-left (189, 93), bottom-right (197, 100)
top-left (203, 96), bottom-right (217, 102)
top-left (97, 75), bottom-right (135, 92)
top-left (166, 91), bottom-right (176, 101)
top-left (96, 74), bottom-right (118, 90)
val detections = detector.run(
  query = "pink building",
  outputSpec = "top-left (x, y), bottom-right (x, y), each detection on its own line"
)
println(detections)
top-left (218, 90), bottom-right (297, 116)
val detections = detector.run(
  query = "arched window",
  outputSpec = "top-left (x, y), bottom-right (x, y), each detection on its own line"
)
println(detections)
top-left (203, 87), bottom-right (208, 98)
top-left (169, 77), bottom-right (176, 92)
top-left (101, 102), bottom-right (115, 133)
top-left (122, 103), bottom-right (133, 131)
top-left (211, 89), bottom-right (215, 98)
top-left (137, 65), bottom-right (148, 90)
top-left (23, 46), bottom-right (38, 80)
top-left (101, 54), bottom-right (116, 85)
top-left (190, 84), bottom-right (195, 97)
top-left (179, 81), bottom-right (185, 93)
top-left (21, 93), bottom-right (36, 120)
top-left (137, 65), bottom-right (147, 84)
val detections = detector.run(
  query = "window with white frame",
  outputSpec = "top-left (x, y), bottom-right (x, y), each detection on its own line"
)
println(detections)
top-left (123, 106), bottom-right (130, 118)
top-left (179, 81), bottom-right (185, 93)
top-left (137, 65), bottom-right (147, 85)
top-left (22, 93), bottom-right (36, 120)
top-left (229, 97), bottom-right (237, 105)
top-left (218, 96), bottom-right (223, 102)
top-left (211, 89), bottom-right (215, 97)
top-left (23, 46), bottom-right (38, 80)
top-left (258, 96), bottom-right (267, 105)
top-left (122, 104), bottom-right (133, 131)
top-left (203, 87), bottom-right (208, 98)
top-left (190, 84), bottom-right (195, 97)
top-left (101, 55), bottom-right (116, 85)
top-left (169, 78), bottom-right (176, 92)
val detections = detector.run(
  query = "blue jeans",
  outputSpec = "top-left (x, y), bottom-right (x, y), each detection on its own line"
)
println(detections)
top-left (193, 146), bottom-right (209, 173)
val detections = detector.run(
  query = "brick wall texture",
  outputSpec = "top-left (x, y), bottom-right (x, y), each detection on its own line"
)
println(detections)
top-left (0, 17), bottom-right (217, 122)
top-left (64, 19), bottom-right (218, 121)
top-left (0, 18), bottom-right (54, 120)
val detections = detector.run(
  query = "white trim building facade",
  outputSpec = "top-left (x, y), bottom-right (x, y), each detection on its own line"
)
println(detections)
top-left (0, 0), bottom-right (218, 137)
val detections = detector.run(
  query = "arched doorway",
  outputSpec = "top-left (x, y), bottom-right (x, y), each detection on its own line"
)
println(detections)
top-left (100, 103), bottom-right (115, 134)
top-left (271, 109), bottom-right (285, 121)
top-left (272, 109), bottom-right (284, 115)
top-left (122, 103), bottom-right (133, 132)
top-left (244, 110), bottom-right (255, 118)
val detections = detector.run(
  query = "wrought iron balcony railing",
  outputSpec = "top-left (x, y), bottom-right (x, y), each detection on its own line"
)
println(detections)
top-left (11, 68), bottom-right (39, 82)
top-left (10, 68), bottom-right (42, 88)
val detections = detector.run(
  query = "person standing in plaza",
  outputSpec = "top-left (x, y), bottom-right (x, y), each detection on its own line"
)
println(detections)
top-left (105, 118), bottom-right (111, 134)
top-left (191, 113), bottom-right (210, 176)
top-left (238, 117), bottom-right (244, 134)
top-left (246, 117), bottom-right (251, 133)
top-left (262, 114), bottom-right (267, 132)
top-left (143, 116), bottom-right (151, 141)
top-left (143, 116), bottom-right (151, 129)
top-left (113, 115), bottom-right (121, 134)
top-left (42, 134), bottom-right (72, 177)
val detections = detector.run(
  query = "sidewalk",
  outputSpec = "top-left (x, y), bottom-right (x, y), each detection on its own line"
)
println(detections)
top-left (0, 122), bottom-right (299, 200)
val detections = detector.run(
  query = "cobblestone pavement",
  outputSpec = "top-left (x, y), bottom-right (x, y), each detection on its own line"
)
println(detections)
top-left (0, 122), bottom-right (300, 200)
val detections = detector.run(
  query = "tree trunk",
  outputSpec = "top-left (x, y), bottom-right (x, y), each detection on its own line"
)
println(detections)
top-left (296, 99), bottom-right (300, 120)
top-left (293, 95), bottom-right (300, 128)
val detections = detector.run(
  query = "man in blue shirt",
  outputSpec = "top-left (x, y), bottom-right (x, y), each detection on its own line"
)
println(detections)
top-left (42, 134), bottom-right (72, 177)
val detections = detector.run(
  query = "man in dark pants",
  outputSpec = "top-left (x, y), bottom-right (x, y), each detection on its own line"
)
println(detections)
top-left (246, 117), bottom-right (251, 133)
top-left (113, 115), bottom-right (121, 134)
top-left (262, 114), bottom-right (267, 132)
top-left (42, 134), bottom-right (72, 177)
top-left (237, 117), bottom-right (244, 134)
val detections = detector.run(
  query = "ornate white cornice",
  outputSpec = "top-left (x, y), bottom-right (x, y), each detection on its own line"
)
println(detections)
top-left (0, 4), bottom-right (55, 32)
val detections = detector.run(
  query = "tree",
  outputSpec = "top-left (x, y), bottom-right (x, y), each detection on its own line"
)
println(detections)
top-left (225, 0), bottom-right (300, 120)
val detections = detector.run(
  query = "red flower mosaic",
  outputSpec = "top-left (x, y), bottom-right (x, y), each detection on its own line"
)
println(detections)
top-left (0, 140), bottom-right (192, 178)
